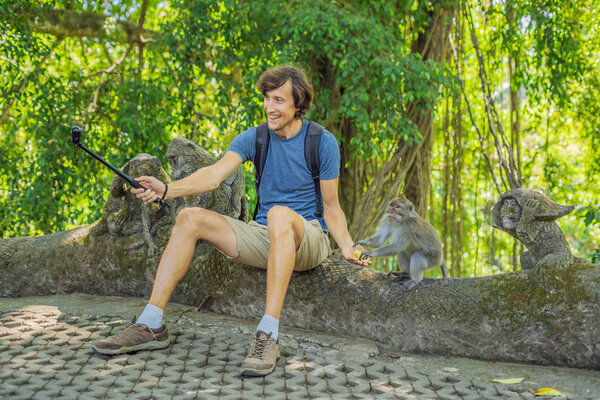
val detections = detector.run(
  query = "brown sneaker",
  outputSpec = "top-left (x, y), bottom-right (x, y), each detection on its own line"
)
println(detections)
top-left (240, 331), bottom-right (279, 376)
top-left (92, 317), bottom-right (170, 355)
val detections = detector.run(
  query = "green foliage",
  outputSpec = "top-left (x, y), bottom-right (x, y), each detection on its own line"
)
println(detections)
top-left (0, 1), bottom-right (179, 235)
top-left (579, 205), bottom-right (600, 263)
top-left (427, 0), bottom-right (600, 277)
top-left (1, 0), bottom-right (598, 278)
top-left (1, 0), bottom-right (447, 237)
top-left (485, 0), bottom-right (590, 107)
top-left (580, 205), bottom-right (600, 228)
top-left (166, 0), bottom-right (446, 157)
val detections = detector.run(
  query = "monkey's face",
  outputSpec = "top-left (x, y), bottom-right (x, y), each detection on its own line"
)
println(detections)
top-left (387, 197), bottom-right (414, 223)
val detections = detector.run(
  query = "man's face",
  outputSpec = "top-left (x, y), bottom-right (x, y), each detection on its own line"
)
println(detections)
top-left (263, 80), bottom-right (300, 133)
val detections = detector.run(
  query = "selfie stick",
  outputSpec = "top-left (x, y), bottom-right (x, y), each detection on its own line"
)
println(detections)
top-left (71, 126), bottom-right (167, 208)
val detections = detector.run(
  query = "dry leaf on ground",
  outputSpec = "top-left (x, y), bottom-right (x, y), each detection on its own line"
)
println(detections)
top-left (490, 378), bottom-right (525, 384)
top-left (531, 387), bottom-right (566, 397)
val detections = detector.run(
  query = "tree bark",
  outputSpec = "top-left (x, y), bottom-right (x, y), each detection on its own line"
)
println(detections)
top-left (442, 99), bottom-right (451, 265)
top-left (451, 89), bottom-right (464, 278)
top-left (403, 5), bottom-right (454, 217)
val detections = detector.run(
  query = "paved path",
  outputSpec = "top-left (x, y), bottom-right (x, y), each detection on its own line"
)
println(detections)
top-left (0, 295), bottom-right (598, 399)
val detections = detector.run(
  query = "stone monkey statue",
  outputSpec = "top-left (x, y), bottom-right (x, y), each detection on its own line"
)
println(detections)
top-left (90, 153), bottom-right (171, 256)
top-left (354, 194), bottom-right (448, 289)
top-left (492, 188), bottom-right (583, 269)
top-left (166, 137), bottom-right (247, 221)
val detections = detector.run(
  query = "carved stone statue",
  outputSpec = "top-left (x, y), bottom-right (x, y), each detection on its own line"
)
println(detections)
top-left (492, 188), bottom-right (579, 269)
top-left (90, 153), bottom-right (172, 257)
top-left (166, 137), bottom-right (247, 220)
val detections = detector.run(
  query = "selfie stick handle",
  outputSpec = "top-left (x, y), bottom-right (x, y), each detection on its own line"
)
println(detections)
top-left (72, 127), bottom-right (167, 208)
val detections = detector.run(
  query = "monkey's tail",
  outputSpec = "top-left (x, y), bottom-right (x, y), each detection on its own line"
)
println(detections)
top-left (441, 260), bottom-right (448, 278)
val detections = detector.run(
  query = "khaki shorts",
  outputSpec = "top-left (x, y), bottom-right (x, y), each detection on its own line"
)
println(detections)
top-left (222, 215), bottom-right (331, 271)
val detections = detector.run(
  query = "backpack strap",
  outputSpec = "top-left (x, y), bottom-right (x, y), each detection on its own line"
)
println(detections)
top-left (253, 122), bottom-right (269, 220)
top-left (304, 121), bottom-right (325, 218)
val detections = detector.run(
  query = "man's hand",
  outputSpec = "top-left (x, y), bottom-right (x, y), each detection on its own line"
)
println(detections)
top-left (343, 244), bottom-right (371, 266)
top-left (131, 176), bottom-right (166, 203)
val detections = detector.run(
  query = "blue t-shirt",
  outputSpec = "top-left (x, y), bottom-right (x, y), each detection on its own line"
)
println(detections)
top-left (227, 119), bottom-right (340, 231)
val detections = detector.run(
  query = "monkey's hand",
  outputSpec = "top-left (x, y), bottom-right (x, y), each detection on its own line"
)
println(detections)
top-left (344, 245), bottom-right (371, 266)
top-left (358, 250), bottom-right (373, 261)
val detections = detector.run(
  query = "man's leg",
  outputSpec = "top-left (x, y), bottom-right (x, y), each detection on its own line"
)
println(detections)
top-left (241, 206), bottom-right (304, 376)
top-left (92, 207), bottom-right (238, 355)
top-left (264, 206), bottom-right (305, 319)
top-left (147, 207), bottom-right (238, 310)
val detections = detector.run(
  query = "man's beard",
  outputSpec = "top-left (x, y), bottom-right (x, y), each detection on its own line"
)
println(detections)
top-left (269, 114), bottom-right (296, 132)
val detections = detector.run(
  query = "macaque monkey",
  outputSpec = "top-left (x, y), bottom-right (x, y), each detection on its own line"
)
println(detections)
top-left (354, 195), bottom-right (448, 289)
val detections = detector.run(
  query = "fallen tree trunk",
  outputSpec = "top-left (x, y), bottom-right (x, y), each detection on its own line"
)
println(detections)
top-left (1, 227), bottom-right (598, 369)
top-left (1, 140), bottom-right (598, 370)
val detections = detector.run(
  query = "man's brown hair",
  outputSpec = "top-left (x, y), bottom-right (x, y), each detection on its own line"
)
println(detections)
top-left (257, 65), bottom-right (313, 119)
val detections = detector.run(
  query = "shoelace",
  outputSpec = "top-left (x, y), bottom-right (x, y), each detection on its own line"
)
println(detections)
top-left (114, 321), bottom-right (157, 341)
top-left (114, 322), bottom-right (136, 340)
top-left (248, 336), bottom-right (270, 359)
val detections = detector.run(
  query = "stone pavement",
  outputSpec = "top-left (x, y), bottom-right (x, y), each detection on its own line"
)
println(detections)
top-left (0, 295), bottom-right (598, 400)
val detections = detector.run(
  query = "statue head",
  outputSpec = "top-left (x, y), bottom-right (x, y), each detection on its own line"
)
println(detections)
top-left (166, 137), bottom-right (216, 180)
top-left (498, 197), bottom-right (521, 231)
top-left (493, 189), bottom-right (573, 228)
top-left (492, 188), bottom-right (574, 243)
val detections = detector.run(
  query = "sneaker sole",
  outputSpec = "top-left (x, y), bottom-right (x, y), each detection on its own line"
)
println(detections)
top-left (240, 364), bottom-right (276, 377)
top-left (92, 338), bottom-right (171, 355)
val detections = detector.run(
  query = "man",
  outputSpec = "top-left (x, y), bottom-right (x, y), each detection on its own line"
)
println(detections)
top-left (92, 65), bottom-right (371, 376)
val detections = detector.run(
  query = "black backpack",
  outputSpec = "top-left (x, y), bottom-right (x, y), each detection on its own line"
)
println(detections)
top-left (253, 121), bottom-right (325, 220)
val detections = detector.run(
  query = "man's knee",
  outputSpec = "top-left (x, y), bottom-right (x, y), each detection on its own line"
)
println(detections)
top-left (173, 207), bottom-right (210, 239)
top-left (267, 206), bottom-right (295, 237)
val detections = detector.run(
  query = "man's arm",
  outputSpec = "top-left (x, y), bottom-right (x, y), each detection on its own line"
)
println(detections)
top-left (132, 151), bottom-right (243, 203)
top-left (321, 178), bottom-right (371, 266)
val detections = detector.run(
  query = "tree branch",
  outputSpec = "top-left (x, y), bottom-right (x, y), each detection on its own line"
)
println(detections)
top-left (101, 41), bottom-right (114, 65)
top-left (449, 34), bottom-right (503, 195)
top-left (24, 8), bottom-right (159, 44)
top-left (82, 43), bottom-right (135, 131)
top-left (136, 0), bottom-right (149, 77)
top-left (463, 0), bottom-right (521, 189)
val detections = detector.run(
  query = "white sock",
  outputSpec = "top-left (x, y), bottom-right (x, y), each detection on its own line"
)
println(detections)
top-left (256, 314), bottom-right (279, 340)
top-left (137, 304), bottom-right (164, 329)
